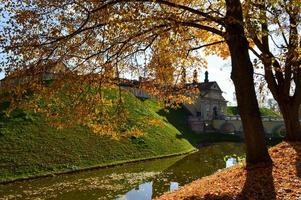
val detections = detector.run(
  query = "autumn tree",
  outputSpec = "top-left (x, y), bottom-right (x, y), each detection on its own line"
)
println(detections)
top-left (0, 0), bottom-right (271, 164)
top-left (245, 0), bottom-right (301, 141)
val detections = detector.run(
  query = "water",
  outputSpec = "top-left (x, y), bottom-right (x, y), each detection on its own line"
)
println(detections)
top-left (0, 142), bottom-right (244, 200)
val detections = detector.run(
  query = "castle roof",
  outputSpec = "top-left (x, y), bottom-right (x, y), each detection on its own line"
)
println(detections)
top-left (199, 81), bottom-right (220, 92)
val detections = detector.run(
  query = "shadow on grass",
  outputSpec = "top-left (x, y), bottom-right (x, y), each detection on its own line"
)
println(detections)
top-left (157, 106), bottom-right (243, 148)
top-left (157, 106), bottom-right (200, 147)
top-left (157, 107), bottom-right (191, 134)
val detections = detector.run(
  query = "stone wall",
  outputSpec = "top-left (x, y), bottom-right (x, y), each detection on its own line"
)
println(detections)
top-left (212, 119), bottom-right (286, 137)
top-left (187, 116), bottom-right (204, 133)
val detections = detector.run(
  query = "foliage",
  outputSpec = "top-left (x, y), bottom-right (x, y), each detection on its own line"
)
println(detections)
top-left (3, 0), bottom-right (296, 162)
top-left (244, 0), bottom-right (301, 139)
top-left (0, 92), bottom-right (197, 182)
top-left (0, 1), bottom-right (254, 131)
top-left (0, 0), bottom-right (227, 106)
top-left (3, 78), bottom-right (145, 138)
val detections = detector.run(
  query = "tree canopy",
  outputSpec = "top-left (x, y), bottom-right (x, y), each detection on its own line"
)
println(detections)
top-left (0, 1), bottom-right (228, 78)
top-left (3, 0), bottom-right (292, 164)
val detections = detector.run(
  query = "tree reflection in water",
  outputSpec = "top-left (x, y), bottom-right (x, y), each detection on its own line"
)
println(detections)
top-left (0, 143), bottom-right (245, 200)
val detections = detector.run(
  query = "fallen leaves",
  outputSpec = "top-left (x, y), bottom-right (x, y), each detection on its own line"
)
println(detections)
top-left (157, 142), bottom-right (301, 200)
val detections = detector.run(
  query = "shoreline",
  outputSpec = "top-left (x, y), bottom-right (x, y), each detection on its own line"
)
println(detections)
top-left (0, 147), bottom-right (197, 185)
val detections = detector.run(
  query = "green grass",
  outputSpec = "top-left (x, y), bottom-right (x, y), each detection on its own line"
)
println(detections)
top-left (227, 106), bottom-right (281, 118)
top-left (259, 107), bottom-right (281, 118)
top-left (0, 86), bottom-right (246, 183)
top-left (0, 90), bottom-right (198, 183)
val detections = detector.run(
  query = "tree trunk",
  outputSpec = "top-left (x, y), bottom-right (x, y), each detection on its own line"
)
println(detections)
top-left (278, 102), bottom-right (301, 141)
top-left (264, 63), bottom-right (301, 141)
top-left (225, 0), bottom-right (271, 165)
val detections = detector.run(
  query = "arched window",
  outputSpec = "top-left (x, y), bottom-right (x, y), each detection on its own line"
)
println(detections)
top-left (213, 106), bottom-right (218, 119)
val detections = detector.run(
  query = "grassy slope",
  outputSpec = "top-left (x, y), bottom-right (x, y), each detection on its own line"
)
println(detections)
top-left (227, 106), bottom-right (281, 118)
top-left (0, 91), bottom-right (198, 183)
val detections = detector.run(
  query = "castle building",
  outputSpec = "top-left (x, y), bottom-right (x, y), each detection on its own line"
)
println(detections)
top-left (184, 71), bottom-right (227, 120)
top-left (120, 71), bottom-right (228, 121)
top-left (0, 61), bottom-right (70, 89)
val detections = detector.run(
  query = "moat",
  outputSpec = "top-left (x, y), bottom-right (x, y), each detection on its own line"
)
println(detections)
top-left (0, 142), bottom-right (244, 200)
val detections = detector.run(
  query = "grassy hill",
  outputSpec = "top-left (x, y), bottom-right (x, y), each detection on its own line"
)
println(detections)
top-left (0, 88), bottom-right (197, 183)
top-left (227, 106), bottom-right (281, 118)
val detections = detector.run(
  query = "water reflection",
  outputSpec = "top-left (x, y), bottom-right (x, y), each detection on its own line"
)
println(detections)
top-left (226, 157), bottom-right (238, 168)
top-left (117, 155), bottom-right (239, 200)
top-left (170, 182), bottom-right (179, 192)
top-left (116, 181), bottom-right (181, 200)
top-left (117, 182), bottom-right (153, 200)
top-left (0, 142), bottom-right (244, 200)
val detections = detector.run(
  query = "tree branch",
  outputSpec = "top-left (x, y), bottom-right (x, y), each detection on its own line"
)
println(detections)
top-left (187, 40), bottom-right (225, 56)
top-left (144, 0), bottom-right (225, 26)
top-left (190, 40), bottom-right (225, 51)
top-left (177, 21), bottom-right (224, 36)
top-left (92, 0), bottom-right (225, 26)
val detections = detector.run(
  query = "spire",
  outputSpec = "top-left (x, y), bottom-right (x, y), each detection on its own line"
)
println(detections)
top-left (204, 71), bottom-right (209, 83)
top-left (193, 69), bottom-right (198, 84)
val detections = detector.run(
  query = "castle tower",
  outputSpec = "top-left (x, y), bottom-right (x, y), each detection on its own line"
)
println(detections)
top-left (204, 71), bottom-right (209, 83)
top-left (193, 69), bottom-right (198, 84)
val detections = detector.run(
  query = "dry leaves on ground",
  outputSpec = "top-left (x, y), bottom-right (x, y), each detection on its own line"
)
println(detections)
top-left (157, 142), bottom-right (301, 200)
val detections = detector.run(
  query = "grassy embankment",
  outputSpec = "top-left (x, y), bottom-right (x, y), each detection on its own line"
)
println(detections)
top-left (0, 84), bottom-right (243, 183)
top-left (227, 106), bottom-right (281, 118)
top-left (0, 88), bottom-right (196, 183)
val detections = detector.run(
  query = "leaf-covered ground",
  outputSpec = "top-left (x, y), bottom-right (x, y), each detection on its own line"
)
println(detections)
top-left (157, 142), bottom-right (301, 200)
